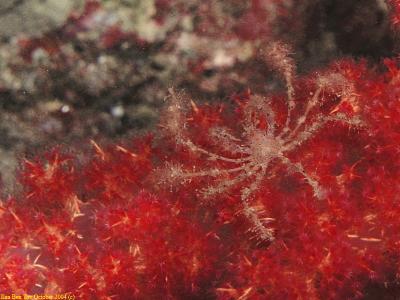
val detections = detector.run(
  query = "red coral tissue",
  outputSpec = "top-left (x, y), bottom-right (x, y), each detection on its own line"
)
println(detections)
top-left (2, 41), bottom-right (400, 300)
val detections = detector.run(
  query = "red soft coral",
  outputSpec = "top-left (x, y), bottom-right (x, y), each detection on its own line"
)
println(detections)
top-left (2, 46), bottom-right (400, 299)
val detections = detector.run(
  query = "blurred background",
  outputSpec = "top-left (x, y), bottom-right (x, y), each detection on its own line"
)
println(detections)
top-left (0, 0), bottom-right (396, 192)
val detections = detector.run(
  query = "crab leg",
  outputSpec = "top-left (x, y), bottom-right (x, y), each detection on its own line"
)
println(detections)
top-left (180, 164), bottom-right (251, 179)
top-left (286, 87), bottom-right (322, 140)
top-left (182, 140), bottom-right (251, 163)
top-left (209, 127), bottom-right (249, 154)
top-left (279, 156), bottom-right (325, 200)
top-left (278, 70), bottom-right (296, 137)
top-left (201, 163), bottom-right (258, 198)
top-left (241, 164), bottom-right (275, 242)
top-left (283, 113), bottom-right (362, 151)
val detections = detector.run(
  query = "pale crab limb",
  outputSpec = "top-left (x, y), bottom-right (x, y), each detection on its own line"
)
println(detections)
top-left (241, 164), bottom-right (275, 242)
top-left (286, 87), bottom-right (323, 140)
top-left (209, 127), bottom-right (249, 154)
top-left (326, 113), bottom-right (363, 126)
top-left (285, 69), bottom-right (295, 109)
top-left (245, 96), bottom-right (277, 136)
top-left (200, 163), bottom-right (259, 198)
top-left (279, 156), bottom-right (326, 200)
top-left (278, 69), bottom-right (296, 137)
top-left (179, 165), bottom-right (250, 179)
top-left (182, 139), bottom-right (251, 163)
top-left (283, 113), bottom-right (363, 151)
top-left (283, 116), bottom-right (327, 150)
top-left (210, 127), bottom-right (242, 142)
top-left (162, 162), bottom-right (251, 187)
top-left (260, 100), bottom-right (278, 136)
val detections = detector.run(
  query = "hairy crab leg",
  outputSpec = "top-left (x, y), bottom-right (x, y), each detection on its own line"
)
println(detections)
top-left (283, 113), bottom-right (363, 151)
top-left (179, 164), bottom-right (253, 179)
top-left (279, 156), bottom-right (326, 200)
top-left (209, 127), bottom-right (249, 154)
top-left (263, 100), bottom-right (277, 136)
top-left (200, 162), bottom-right (259, 198)
top-left (244, 96), bottom-right (278, 136)
top-left (286, 87), bottom-right (322, 140)
top-left (277, 74), bottom-right (295, 138)
top-left (241, 164), bottom-right (275, 242)
top-left (182, 139), bottom-right (251, 163)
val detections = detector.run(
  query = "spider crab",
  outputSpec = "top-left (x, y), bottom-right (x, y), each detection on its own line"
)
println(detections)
top-left (162, 42), bottom-right (364, 243)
